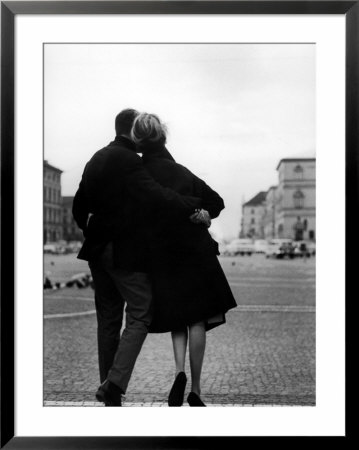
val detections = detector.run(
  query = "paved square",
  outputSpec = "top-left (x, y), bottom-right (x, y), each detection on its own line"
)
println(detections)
top-left (44, 254), bottom-right (315, 406)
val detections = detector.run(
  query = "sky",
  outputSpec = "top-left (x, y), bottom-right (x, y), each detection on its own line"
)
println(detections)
top-left (44, 44), bottom-right (315, 241)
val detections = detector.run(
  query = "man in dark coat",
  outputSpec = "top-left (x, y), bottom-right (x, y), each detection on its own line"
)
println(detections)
top-left (72, 109), bottom-right (201, 406)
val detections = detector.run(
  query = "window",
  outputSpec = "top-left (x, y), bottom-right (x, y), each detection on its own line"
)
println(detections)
top-left (293, 190), bottom-right (304, 209)
top-left (293, 164), bottom-right (304, 179)
top-left (251, 209), bottom-right (255, 214)
top-left (251, 218), bottom-right (255, 224)
top-left (303, 219), bottom-right (308, 230)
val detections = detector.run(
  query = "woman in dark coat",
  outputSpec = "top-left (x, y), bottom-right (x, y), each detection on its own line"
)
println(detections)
top-left (131, 113), bottom-right (237, 407)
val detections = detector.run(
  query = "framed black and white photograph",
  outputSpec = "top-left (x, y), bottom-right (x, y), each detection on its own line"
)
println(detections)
top-left (1, 1), bottom-right (355, 447)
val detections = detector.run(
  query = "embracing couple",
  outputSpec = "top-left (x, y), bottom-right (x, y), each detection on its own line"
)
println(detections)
top-left (73, 109), bottom-right (237, 407)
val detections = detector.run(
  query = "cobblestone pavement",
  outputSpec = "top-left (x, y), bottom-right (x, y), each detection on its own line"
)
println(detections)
top-left (44, 254), bottom-right (315, 406)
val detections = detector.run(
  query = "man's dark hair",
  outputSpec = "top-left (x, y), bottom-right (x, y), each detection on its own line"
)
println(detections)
top-left (115, 109), bottom-right (139, 136)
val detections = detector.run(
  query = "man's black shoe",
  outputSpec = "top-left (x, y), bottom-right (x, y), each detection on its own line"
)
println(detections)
top-left (96, 380), bottom-right (123, 406)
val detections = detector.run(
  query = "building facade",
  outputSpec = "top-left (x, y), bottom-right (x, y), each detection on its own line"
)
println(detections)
top-left (240, 191), bottom-right (266, 239)
top-left (62, 196), bottom-right (83, 242)
top-left (263, 186), bottom-right (279, 240)
top-left (44, 160), bottom-right (63, 243)
top-left (274, 158), bottom-right (316, 240)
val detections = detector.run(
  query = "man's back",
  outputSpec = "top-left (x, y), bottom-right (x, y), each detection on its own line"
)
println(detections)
top-left (76, 138), bottom-right (139, 233)
top-left (73, 136), bottom-right (144, 267)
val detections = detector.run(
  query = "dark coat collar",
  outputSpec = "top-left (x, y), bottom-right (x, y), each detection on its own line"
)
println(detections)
top-left (111, 135), bottom-right (137, 152)
top-left (142, 144), bottom-right (175, 163)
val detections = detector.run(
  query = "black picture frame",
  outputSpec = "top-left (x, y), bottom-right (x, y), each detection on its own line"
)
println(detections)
top-left (1, 1), bottom-right (356, 448)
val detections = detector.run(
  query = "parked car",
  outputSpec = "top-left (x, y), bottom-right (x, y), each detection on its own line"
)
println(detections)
top-left (254, 239), bottom-right (268, 253)
top-left (293, 241), bottom-right (314, 257)
top-left (306, 241), bottom-right (316, 256)
top-left (279, 242), bottom-right (295, 259)
top-left (66, 241), bottom-right (83, 253)
top-left (218, 242), bottom-right (229, 255)
top-left (43, 242), bottom-right (66, 255)
top-left (226, 239), bottom-right (254, 256)
top-left (44, 243), bottom-right (58, 254)
top-left (265, 239), bottom-right (294, 259)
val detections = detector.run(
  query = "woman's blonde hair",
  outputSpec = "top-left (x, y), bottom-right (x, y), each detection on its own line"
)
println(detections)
top-left (131, 113), bottom-right (167, 146)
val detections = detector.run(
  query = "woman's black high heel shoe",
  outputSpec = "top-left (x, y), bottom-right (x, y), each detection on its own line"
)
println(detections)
top-left (168, 372), bottom-right (187, 406)
top-left (187, 392), bottom-right (206, 407)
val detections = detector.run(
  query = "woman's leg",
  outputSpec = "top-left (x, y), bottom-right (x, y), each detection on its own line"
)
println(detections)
top-left (171, 329), bottom-right (188, 375)
top-left (168, 329), bottom-right (188, 406)
top-left (188, 321), bottom-right (206, 395)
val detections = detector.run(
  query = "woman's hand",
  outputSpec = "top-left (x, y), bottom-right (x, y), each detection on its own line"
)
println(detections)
top-left (189, 209), bottom-right (211, 227)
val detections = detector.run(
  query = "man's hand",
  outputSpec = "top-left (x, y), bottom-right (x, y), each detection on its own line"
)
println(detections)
top-left (189, 209), bottom-right (211, 227)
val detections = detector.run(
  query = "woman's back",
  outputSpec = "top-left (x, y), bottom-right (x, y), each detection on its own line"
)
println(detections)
top-left (143, 151), bottom-right (196, 196)
top-left (142, 145), bottom-right (222, 259)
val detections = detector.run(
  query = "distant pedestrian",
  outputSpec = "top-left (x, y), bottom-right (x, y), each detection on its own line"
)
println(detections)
top-left (300, 242), bottom-right (307, 262)
top-left (44, 277), bottom-right (53, 290)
